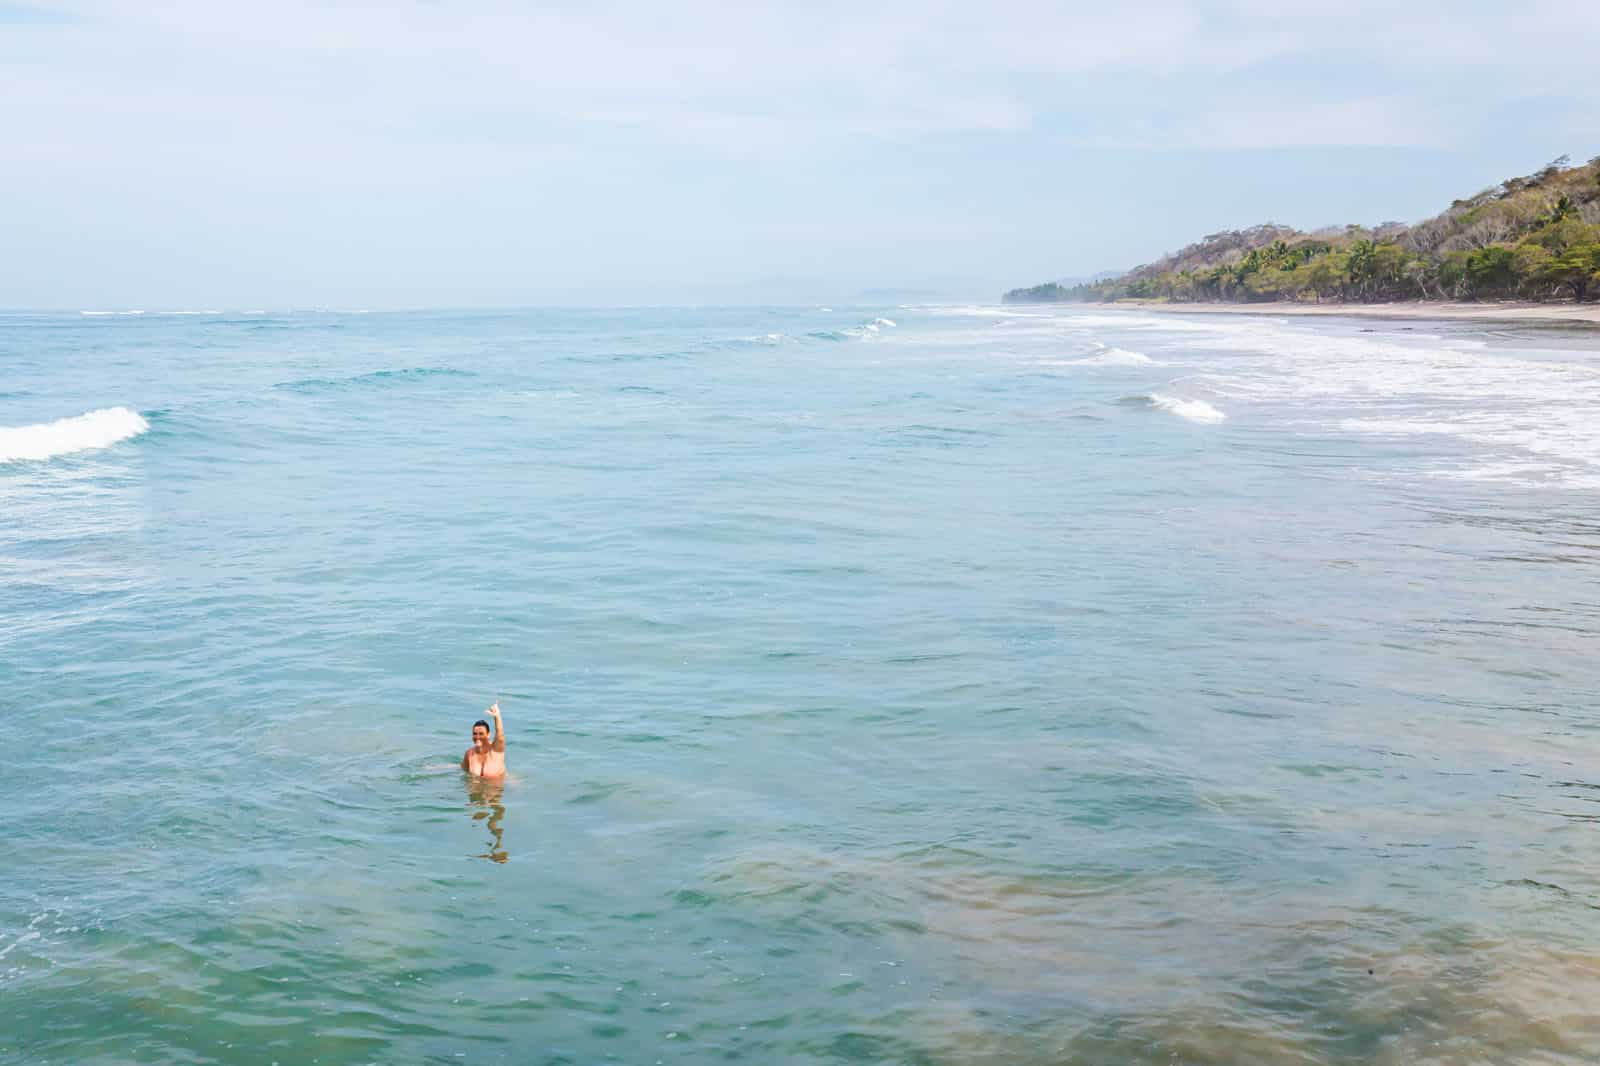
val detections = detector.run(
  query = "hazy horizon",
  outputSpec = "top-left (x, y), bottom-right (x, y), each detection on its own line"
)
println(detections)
top-left (0, 277), bottom-right (1020, 313)
top-left (4, 1), bottom-right (1598, 308)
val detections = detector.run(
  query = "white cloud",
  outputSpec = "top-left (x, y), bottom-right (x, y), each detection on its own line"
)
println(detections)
top-left (1184, 96), bottom-right (1448, 151)
top-left (10, 0), bottom-right (1594, 166)
top-left (2, 1), bottom-right (1597, 303)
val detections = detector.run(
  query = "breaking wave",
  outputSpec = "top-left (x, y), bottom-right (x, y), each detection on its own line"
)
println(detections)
top-left (1121, 393), bottom-right (1228, 424)
top-left (724, 333), bottom-right (793, 347)
top-left (807, 317), bottom-right (899, 342)
top-left (0, 407), bottom-right (150, 463)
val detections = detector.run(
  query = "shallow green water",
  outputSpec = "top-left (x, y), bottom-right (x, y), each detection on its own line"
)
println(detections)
top-left (2, 306), bottom-right (1598, 1064)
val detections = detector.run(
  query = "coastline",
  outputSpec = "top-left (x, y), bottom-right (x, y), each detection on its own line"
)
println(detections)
top-left (1057, 300), bottom-right (1600, 327)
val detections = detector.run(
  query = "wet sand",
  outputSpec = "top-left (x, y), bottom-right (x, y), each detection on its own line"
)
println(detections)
top-left (1106, 300), bottom-right (1600, 326)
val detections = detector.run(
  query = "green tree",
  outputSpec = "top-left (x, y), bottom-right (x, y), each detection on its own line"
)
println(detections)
top-left (1464, 245), bottom-right (1517, 296)
top-left (1370, 243), bottom-right (1408, 297)
top-left (1539, 243), bottom-right (1600, 301)
top-left (1534, 217), bottom-right (1600, 254)
top-left (1513, 243), bottom-right (1554, 296)
top-left (1439, 251), bottom-right (1471, 298)
top-left (1345, 240), bottom-right (1377, 297)
top-left (1402, 258), bottom-right (1440, 299)
top-left (1305, 255), bottom-right (1343, 302)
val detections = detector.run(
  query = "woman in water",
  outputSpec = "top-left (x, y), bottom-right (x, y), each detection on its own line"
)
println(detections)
top-left (461, 702), bottom-right (506, 778)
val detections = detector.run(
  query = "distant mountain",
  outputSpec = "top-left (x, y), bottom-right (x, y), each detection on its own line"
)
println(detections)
top-left (1004, 155), bottom-right (1600, 305)
top-left (1002, 271), bottom-right (1124, 304)
top-left (857, 278), bottom-right (1018, 303)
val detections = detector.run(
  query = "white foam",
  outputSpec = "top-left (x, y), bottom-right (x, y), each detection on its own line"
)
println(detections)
top-left (1058, 311), bottom-right (1223, 332)
top-left (0, 407), bottom-right (149, 463)
top-left (1155, 318), bottom-right (1600, 484)
top-left (0, 931), bottom-right (40, 962)
top-left (924, 305), bottom-right (1045, 319)
top-left (837, 318), bottom-right (893, 340)
top-left (1150, 393), bottom-right (1227, 424)
top-left (1072, 346), bottom-right (1153, 367)
top-left (925, 305), bottom-right (1600, 487)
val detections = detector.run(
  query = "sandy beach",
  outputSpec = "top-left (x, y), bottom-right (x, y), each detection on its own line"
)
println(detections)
top-left (1106, 299), bottom-right (1600, 326)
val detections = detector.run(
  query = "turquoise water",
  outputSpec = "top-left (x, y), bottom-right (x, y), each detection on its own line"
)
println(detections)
top-left (3, 306), bottom-right (1598, 1064)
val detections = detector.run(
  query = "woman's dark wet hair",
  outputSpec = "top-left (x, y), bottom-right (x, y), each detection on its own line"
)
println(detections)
top-left (473, 719), bottom-right (491, 734)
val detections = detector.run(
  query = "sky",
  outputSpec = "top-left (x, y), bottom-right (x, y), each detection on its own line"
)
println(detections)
top-left (2, 1), bottom-right (1598, 307)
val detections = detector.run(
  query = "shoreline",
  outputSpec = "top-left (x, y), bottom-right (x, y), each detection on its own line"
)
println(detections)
top-left (1048, 299), bottom-right (1600, 327)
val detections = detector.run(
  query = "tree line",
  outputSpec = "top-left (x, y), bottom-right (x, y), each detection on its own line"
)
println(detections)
top-left (1006, 156), bottom-right (1600, 305)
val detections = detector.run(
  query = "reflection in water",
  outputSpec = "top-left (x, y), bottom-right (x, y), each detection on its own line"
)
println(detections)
top-left (464, 776), bottom-right (508, 863)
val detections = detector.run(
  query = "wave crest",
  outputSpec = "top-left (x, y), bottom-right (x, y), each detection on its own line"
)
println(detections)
top-left (274, 367), bottom-right (474, 392)
top-left (0, 407), bottom-right (150, 463)
top-left (1121, 393), bottom-right (1227, 424)
top-left (807, 317), bottom-right (899, 342)
top-left (1070, 345), bottom-right (1154, 367)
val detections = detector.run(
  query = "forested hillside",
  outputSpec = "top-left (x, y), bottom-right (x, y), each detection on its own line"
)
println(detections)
top-left (1006, 156), bottom-right (1600, 305)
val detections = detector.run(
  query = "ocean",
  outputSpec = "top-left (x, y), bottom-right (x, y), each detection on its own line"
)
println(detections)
top-left (2, 305), bottom-right (1597, 1064)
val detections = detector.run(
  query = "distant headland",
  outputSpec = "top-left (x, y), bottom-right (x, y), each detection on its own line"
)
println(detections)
top-left (1005, 155), bottom-right (1600, 308)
